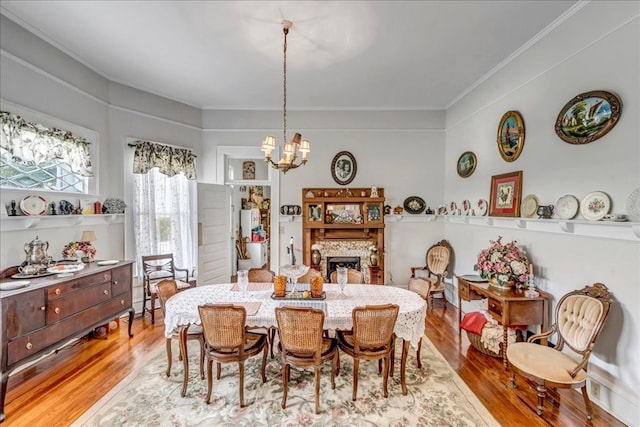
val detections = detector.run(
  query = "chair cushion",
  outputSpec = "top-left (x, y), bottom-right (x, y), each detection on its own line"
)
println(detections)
top-left (507, 342), bottom-right (587, 385)
top-left (150, 279), bottom-right (191, 294)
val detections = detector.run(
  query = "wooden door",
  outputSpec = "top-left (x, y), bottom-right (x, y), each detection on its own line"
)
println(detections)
top-left (197, 183), bottom-right (232, 284)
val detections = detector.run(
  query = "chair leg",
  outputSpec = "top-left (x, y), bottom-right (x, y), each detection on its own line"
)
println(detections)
top-left (150, 293), bottom-right (156, 324)
top-left (238, 362), bottom-right (245, 407)
top-left (390, 336), bottom-right (395, 377)
top-left (581, 385), bottom-right (594, 420)
top-left (314, 366), bottom-right (321, 414)
top-left (331, 353), bottom-right (337, 389)
top-left (205, 360), bottom-right (213, 404)
top-left (416, 337), bottom-right (422, 369)
top-left (260, 345), bottom-right (268, 383)
top-left (352, 359), bottom-right (360, 401)
top-left (199, 339), bottom-right (205, 379)
top-left (382, 355), bottom-right (390, 398)
top-left (281, 364), bottom-right (289, 409)
top-left (165, 338), bottom-right (172, 377)
top-left (216, 362), bottom-right (221, 380)
top-left (510, 371), bottom-right (517, 388)
top-left (536, 383), bottom-right (547, 415)
top-left (268, 327), bottom-right (277, 359)
top-left (142, 289), bottom-right (149, 319)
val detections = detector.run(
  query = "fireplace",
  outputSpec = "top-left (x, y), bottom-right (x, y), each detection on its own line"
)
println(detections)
top-left (327, 256), bottom-right (361, 282)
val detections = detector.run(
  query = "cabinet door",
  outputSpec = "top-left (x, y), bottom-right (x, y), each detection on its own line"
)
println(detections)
top-left (3, 289), bottom-right (46, 340)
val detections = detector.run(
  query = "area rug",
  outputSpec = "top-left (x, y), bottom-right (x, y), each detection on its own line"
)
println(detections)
top-left (73, 337), bottom-right (499, 426)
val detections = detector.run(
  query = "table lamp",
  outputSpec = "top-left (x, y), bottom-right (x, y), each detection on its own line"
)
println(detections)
top-left (81, 230), bottom-right (97, 262)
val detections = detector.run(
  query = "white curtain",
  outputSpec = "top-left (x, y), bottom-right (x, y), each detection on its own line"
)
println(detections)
top-left (133, 167), bottom-right (195, 275)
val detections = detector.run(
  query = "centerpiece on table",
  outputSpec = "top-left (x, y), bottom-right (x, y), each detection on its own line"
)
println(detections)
top-left (474, 236), bottom-right (530, 289)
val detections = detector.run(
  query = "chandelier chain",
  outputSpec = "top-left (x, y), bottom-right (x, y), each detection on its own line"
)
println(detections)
top-left (283, 27), bottom-right (288, 145)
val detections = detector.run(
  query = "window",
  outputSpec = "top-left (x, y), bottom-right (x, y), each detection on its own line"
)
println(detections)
top-left (131, 140), bottom-right (197, 276)
top-left (0, 110), bottom-right (94, 194)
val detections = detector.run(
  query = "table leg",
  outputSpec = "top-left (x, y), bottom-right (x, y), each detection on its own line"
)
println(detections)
top-left (179, 326), bottom-right (190, 397)
top-left (502, 325), bottom-right (509, 370)
top-left (540, 299), bottom-right (549, 347)
top-left (400, 339), bottom-right (409, 395)
top-left (458, 296), bottom-right (462, 334)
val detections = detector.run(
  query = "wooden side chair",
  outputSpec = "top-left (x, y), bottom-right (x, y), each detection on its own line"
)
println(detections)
top-left (297, 268), bottom-right (321, 283)
top-left (330, 268), bottom-right (364, 284)
top-left (507, 283), bottom-right (612, 420)
top-left (275, 306), bottom-right (338, 414)
top-left (336, 304), bottom-right (400, 400)
top-left (197, 304), bottom-right (268, 407)
top-left (409, 239), bottom-right (453, 307)
top-left (142, 253), bottom-right (194, 324)
top-left (156, 280), bottom-right (204, 380)
top-left (247, 268), bottom-right (275, 282)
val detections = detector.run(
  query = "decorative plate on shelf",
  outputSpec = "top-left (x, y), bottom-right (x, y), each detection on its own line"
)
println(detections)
top-left (20, 195), bottom-right (47, 216)
top-left (474, 199), bottom-right (488, 216)
top-left (627, 187), bottom-right (640, 222)
top-left (449, 201), bottom-right (457, 214)
top-left (555, 194), bottom-right (579, 220)
top-left (521, 194), bottom-right (539, 218)
top-left (0, 281), bottom-right (30, 291)
top-left (460, 200), bottom-right (471, 215)
top-left (437, 204), bottom-right (448, 215)
top-left (580, 191), bottom-right (611, 221)
top-left (47, 264), bottom-right (85, 274)
top-left (403, 196), bottom-right (426, 214)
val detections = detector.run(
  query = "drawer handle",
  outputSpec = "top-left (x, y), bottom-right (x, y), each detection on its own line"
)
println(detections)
top-left (54, 307), bottom-right (60, 314)
top-left (490, 303), bottom-right (497, 310)
top-left (121, 300), bottom-right (125, 305)
top-left (40, 306), bottom-right (46, 311)
top-left (113, 281), bottom-right (118, 285)
top-left (55, 288), bottom-right (61, 295)
top-left (26, 342), bottom-right (33, 350)
top-left (103, 289), bottom-right (109, 295)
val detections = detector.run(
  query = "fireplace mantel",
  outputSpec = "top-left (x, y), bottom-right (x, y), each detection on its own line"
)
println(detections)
top-left (301, 187), bottom-right (385, 283)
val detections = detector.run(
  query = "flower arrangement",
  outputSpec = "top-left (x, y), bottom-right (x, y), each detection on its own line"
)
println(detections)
top-left (474, 236), bottom-right (530, 286)
top-left (62, 241), bottom-right (96, 262)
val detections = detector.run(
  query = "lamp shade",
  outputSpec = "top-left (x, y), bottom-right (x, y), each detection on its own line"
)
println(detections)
top-left (81, 230), bottom-right (97, 242)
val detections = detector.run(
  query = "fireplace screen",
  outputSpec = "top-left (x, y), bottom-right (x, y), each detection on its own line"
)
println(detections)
top-left (327, 256), bottom-right (361, 281)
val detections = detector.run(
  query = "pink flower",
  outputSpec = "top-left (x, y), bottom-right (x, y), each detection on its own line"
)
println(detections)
top-left (474, 236), bottom-right (530, 284)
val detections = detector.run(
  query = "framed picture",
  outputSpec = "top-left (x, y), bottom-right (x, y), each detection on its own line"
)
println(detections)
top-left (496, 111), bottom-right (525, 162)
top-left (457, 151), bottom-right (477, 178)
top-left (242, 161), bottom-right (256, 180)
top-left (489, 171), bottom-right (523, 217)
top-left (555, 90), bottom-right (622, 144)
top-left (331, 151), bottom-right (357, 185)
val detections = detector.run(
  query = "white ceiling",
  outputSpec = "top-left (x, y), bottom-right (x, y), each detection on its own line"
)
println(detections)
top-left (1, 1), bottom-right (578, 110)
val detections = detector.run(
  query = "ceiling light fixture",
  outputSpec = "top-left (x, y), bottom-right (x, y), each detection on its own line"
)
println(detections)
top-left (260, 20), bottom-right (310, 173)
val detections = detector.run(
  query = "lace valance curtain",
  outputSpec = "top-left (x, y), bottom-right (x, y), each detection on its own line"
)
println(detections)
top-left (132, 140), bottom-right (196, 180)
top-left (0, 111), bottom-right (94, 176)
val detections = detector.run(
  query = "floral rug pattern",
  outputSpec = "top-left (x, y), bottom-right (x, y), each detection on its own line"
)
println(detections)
top-left (73, 337), bottom-right (498, 426)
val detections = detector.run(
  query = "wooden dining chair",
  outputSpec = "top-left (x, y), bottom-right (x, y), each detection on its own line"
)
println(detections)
top-left (297, 268), bottom-right (322, 283)
top-left (156, 280), bottom-right (204, 380)
top-left (142, 253), bottom-right (194, 324)
top-left (507, 283), bottom-right (612, 420)
top-left (336, 304), bottom-right (400, 400)
top-left (330, 268), bottom-right (364, 284)
top-left (275, 306), bottom-right (338, 414)
top-left (197, 304), bottom-right (268, 407)
top-left (247, 268), bottom-right (275, 282)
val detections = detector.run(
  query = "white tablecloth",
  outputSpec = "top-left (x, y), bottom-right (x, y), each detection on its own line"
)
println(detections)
top-left (164, 283), bottom-right (426, 346)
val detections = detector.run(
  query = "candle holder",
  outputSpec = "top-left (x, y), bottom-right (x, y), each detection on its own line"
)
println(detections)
top-left (524, 274), bottom-right (539, 298)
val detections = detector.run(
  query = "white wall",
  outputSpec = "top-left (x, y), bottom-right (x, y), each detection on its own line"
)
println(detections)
top-left (445, 3), bottom-right (639, 425)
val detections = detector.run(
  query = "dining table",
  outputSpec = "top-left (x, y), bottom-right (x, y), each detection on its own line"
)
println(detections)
top-left (164, 282), bottom-right (427, 397)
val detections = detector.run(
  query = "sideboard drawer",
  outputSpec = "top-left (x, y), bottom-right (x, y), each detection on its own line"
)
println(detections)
top-left (47, 283), bottom-right (112, 323)
top-left (2, 290), bottom-right (46, 340)
top-left (487, 297), bottom-right (503, 319)
top-left (47, 271), bottom-right (112, 299)
top-left (458, 280), bottom-right (470, 300)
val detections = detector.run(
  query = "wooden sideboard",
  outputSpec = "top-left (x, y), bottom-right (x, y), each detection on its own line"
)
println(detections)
top-left (0, 261), bottom-right (134, 422)
top-left (457, 276), bottom-right (549, 369)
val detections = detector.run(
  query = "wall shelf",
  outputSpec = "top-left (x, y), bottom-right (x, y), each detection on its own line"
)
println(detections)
top-left (384, 214), bottom-right (639, 242)
top-left (1, 214), bottom-right (124, 231)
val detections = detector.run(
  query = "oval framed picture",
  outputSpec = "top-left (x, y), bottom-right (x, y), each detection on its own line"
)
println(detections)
top-left (496, 110), bottom-right (525, 162)
top-left (555, 90), bottom-right (622, 144)
top-left (457, 151), bottom-right (477, 178)
top-left (331, 151), bottom-right (357, 185)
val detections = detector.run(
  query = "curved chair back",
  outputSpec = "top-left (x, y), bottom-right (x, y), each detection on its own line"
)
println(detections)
top-left (198, 304), bottom-right (247, 352)
top-left (352, 304), bottom-right (399, 352)
top-left (247, 268), bottom-right (275, 282)
top-left (156, 279), bottom-right (178, 317)
top-left (298, 268), bottom-right (322, 283)
top-left (425, 240), bottom-right (452, 276)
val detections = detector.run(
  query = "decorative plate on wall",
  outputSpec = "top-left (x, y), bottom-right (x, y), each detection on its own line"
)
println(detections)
top-left (555, 90), bottom-right (622, 144)
top-left (521, 194), bottom-right (539, 218)
top-left (20, 195), bottom-right (47, 216)
top-left (497, 111), bottom-right (525, 162)
top-left (474, 199), bottom-right (488, 216)
top-left (457, 151), bottom-right (477, 178)
top-left (403, 196), bottom-right (426, 214)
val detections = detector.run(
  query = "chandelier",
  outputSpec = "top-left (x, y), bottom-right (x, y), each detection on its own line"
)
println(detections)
top-left (260, 20), bottom-right (310, 173)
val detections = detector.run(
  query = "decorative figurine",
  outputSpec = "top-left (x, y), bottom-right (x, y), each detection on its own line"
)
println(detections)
top-left (9, 200), bottom-right (17, 216)
top-left (370, 186), bottom-right (379, 198)
top-left (49, 202), bottom-right (57, 215)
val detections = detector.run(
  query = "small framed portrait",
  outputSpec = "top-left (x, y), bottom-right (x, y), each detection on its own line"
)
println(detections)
top-left (555, 90), bottom-right (622, 144)
top-left (497, 111), bottom-right (525, 162)
top-left (242, 161), bottom-right (256, 180)
top-left (331, 151), bottom-right (357, 185)
top-left (489, 170), bottom-right (523, 217)
top-left (457, 151), bottom-right (477, 178)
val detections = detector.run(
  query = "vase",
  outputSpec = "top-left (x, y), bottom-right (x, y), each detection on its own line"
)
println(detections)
top-left (488, 277), bottom-right (514, 289)
top-left (369, 250), bottom-right (379, 267)
top-left (311, 249), bottom-right (321, 266)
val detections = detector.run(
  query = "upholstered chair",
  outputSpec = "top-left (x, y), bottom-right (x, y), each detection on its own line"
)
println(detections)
top-left (507, 283), bottom-right (612, 420)
top-left (197, 304), bottom-right (268, 407)
top-left (409, 239), bottom-right (453, 307)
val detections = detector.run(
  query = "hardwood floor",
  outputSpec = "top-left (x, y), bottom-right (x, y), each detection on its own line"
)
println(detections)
top-left (2, 304), bottom-right (625, 426)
